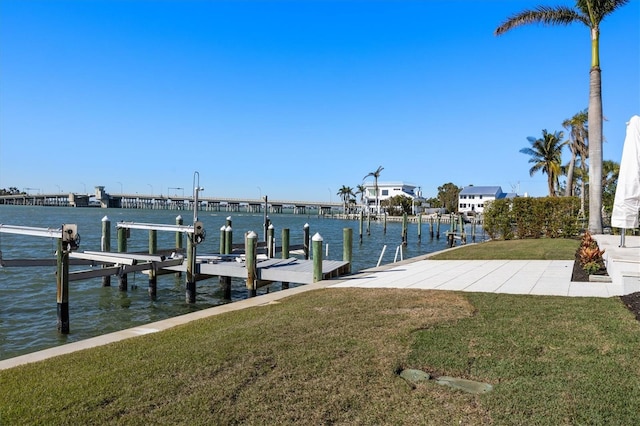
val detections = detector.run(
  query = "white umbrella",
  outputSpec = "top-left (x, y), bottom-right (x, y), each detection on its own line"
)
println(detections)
top-left (611, 115), bottom-right (640, 246)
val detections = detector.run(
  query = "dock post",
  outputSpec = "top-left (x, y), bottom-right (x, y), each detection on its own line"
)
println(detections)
top-left (56, 238), bottom-right (70, 334)
top-left (358, 211), bottom-right (363, 243)
top-left (472, 219), bottom-right (476, 243)
top-left (312, 233), bottom-right (323, 282)
top-left (101, 216), bottom-right (111, 287)
top-left (303, 223), bottom-right (310, 260)
top-left (402, 213), bottom-right (408, 245)
top-left (246, 231), bottom-right (258, 297)
top-left (367, 212), bottom-right (371, 236)
top-left (219, 225), bottom-right (226, 254)
top-left (383, 212), bottom-right (387, 235)
top-left (267, 224), bottom-right (275, 258)
top-left (281, 228), bottom-right (290, 289)
top-left (174, 215), bottom-right (183, 278)
top-left (417, 214), bottom-right (422, 242)
top-left (343, 228), bottom-right (352, 274)
top-left (460, 215), bottom-right (467, 244)
top-left (436, 215), bottom-right (441, 239)
top-left (148, 230), bottom-right (157, 300)
top-left (186, 236), bottom-right (196, 303)
top-left (117, 225), bottom-right (128, 291)
top-left (429, 217), bottom-right (434, 239)
top-left (224, 225), bottom-right (233, 255)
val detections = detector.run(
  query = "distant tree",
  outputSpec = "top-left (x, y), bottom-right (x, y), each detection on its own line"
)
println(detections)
top-left (381, 195), bottom-right (412, 216)
top-left (495, 0), bottom-right (632, 233)
top-left (562, 109), bottom-right (589, 197)
top-left (437, 183), bottom-right (461, 213)
top-left (520, 130), bottom-right (566, 196)
top-left (363, 166), bottom-right (384, 214)
top-left (425, 197), bottom-right (442, 209)
top-left (337, 185), bottom-right (355, 214)
top-left (0, 187), bottom-right (23, 195)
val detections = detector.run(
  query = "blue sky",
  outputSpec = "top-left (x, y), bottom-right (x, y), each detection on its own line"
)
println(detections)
top-left (1, 0), bottom-right (638, 202)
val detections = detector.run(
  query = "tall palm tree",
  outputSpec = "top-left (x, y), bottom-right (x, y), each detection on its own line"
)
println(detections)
top-left (495, 0), bottom-right (630, 233)
top-left (363, 166), bottom-right (384, 214)
top-left (337, 185), bottom-right (354, 214)
top-left (520, 130), bottom-right (566, 196)
top-left (562, 109), bottom-right (589, 197)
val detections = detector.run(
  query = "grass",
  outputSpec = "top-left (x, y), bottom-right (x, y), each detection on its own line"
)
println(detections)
top-left (2, 238), bottom-right (638, 424)
top-left (429, 238), bottom-right (580, 260)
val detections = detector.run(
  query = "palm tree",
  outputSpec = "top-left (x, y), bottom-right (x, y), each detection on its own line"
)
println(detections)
top-left (337, 185), bottom-right (355, 214)
top-left (363, 166), bottom-right (384, 214)
top-left (562, 109), bottom-right (589, 197)
top-left (495, 0), bottom-right (630, 233)
top-left (520, 130), bottom-right (566, 196)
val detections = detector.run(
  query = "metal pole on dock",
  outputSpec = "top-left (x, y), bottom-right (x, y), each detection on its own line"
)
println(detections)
top-left (148, 230), bottom-right (157, 300)
top-left (303, 223), bottom-right (310, 260)
top-left (56, 238), bottom-right (70, 334)
top-left (246, 231), bottom-right (257, 297)
top-left (101, 216), bottom-right (111, 287)
top-left (312, 232), bottom-right (323, 283)
top-left (117, 225), bottom-right (128, 291)
top-left (343, 228), bottom-right (352, 274)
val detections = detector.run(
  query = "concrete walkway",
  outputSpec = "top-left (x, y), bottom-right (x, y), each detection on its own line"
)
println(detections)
top-left (1, 234), bottom-right (638, 371)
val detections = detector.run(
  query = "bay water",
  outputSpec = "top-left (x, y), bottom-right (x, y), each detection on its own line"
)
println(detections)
top-left (0, 205), bottom-right (471, 360)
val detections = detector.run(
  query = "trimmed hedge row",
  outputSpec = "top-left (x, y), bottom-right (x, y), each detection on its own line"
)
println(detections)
top-left (483, 197), bottom-right (581, 240)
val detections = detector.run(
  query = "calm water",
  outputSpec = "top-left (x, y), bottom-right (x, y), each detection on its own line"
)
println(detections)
top-left (0, 205), bottom-right (474, 360)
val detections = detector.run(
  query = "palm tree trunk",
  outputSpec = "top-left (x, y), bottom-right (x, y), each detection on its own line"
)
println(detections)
top-left (565, 152), bottom-right (576, 197)
top-left (588, 66), bottom-right (603, 233)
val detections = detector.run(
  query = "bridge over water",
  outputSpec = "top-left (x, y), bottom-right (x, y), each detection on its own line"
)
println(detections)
top-left (0, 187), bottom-right (344, 214)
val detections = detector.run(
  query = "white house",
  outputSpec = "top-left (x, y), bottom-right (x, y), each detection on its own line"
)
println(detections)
top-left (362, 182), bottom-right (423, 213)
top-left (458, 186), bottom-right (518, 214)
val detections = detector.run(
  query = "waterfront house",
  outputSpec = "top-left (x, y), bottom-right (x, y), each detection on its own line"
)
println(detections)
top-left (458, 186), bottom-right (518, 214)
top-left (362, 182), bottom-right (425, 214)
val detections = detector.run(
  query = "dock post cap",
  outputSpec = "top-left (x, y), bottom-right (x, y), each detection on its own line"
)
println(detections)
top-left (312, 232), bottom-right (323, 242)
top-left (220, 225), bottom-right (226, 231)
top-left (101, 216), bottom-right (110, 222)
top-left (176, 215), bottom-right (182, 220)
top-left (247, 231), bottom-right (258, 239)
top-left (268, 224), bottom-right (274, 229)
top-left (304, 223), bottom-right (310, 229)
top-left (226, 216), bottom-right (232, 220)
top-left (225, 225), bottom-right (232, 231)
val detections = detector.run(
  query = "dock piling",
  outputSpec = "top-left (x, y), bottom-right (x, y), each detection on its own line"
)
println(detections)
top-left (117, 225), bottom-right (128, 291)
top-left (343, 228), bottom-right (352, 274)
top-left (281, 228), bottom-right (290, 290)
top-left (56, 238), bottom-right (70, 334)
top-left (101, 216), bottom-right (111, 287)
top-left (246, 231), bottom-right (258, 297)
top-left (312, 232), bottom-right (323, 283)
top-left (303, 223), bottom-right (310, 260)
top-left (148, 230), bottom-right (157, 300)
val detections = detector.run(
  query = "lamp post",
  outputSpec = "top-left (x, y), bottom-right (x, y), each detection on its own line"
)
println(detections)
top-left (117, 182), bottom-right (123, 194)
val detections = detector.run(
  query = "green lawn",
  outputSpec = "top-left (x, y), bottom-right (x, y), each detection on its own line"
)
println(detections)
top-left (429, 238), bottom-right (580, 260)
top-left (2, 238), bottom-right (638, 425)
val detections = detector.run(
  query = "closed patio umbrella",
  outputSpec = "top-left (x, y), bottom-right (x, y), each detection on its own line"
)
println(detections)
top-left (611, 115), bottom-right (640, 246)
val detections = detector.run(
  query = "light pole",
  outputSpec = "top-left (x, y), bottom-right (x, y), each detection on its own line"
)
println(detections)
top-left (117, 182), bottom-right (123, 194)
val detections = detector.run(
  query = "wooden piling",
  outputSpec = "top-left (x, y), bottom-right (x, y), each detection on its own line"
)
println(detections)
top-left (436, 215), bottom-right (441, 239)
top-left (175, 215), bottom-right (183, 278)
top-left (101, 216), bottom-right (111, 287)
top-left (219, 225), bottom-right (226, 254)
top-left (343, 228), bottom-right (352, 274)
top-left (246, 231), bottom-right (257, 297)
top-left (429, 217), bottom-right (434, 239)
top-left (267, 224), bottom-right (275, 258)
top-left (148, 230), bottom-right (157, 300)
top-left (312, 232), bottom-right (323, 283)
top-left (383, 212), bottom-right (387, 235)
top-left (281, 228), bottom-right (290, 289)
top-left (359, 211), bottom-right (363, 243)
top-left (303, 223), bottom-right (310, 260)
top-left (402, 213), bottom-right (408, 245)
top-left (224, 225), bottom-right (233, 255)
top-left (117, 226), bottom-right (128, 291)
top-left (56, 238), bottom-right (70, 334)
top-left (186, 236), bottom-right (196, 303)
top-left (417, 214), bottom-right (422, 242)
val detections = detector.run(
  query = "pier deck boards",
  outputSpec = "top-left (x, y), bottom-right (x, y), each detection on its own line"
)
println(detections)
top-left (165, 257), bottom-right (350, 285)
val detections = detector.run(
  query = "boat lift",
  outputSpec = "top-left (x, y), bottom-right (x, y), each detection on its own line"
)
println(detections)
top-left (0, 223), bottom-right (80, 333)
